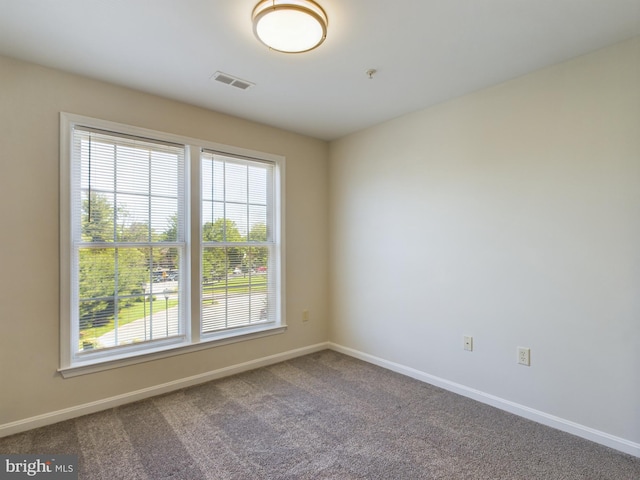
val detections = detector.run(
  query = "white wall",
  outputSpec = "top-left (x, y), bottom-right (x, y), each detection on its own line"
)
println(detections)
top-left (0, 55), bottom-right (329, 427)
top-left (329, 37), bottom-right (640, 448)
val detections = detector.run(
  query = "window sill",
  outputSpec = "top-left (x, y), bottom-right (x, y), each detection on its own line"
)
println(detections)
top-left (59, 324), bottom-right (287, 378)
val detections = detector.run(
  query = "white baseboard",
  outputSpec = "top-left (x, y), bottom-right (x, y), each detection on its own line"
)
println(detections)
top-left (328, 342), bottom-right (640, 458)
top-left (0, 342), bottom-right (329, 439)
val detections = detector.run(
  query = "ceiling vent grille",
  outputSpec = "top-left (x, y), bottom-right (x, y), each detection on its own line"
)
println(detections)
top-left (211, 71), bottom-right (254, 90)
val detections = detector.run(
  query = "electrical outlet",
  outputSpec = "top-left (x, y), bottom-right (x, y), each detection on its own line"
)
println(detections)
top-left (302, 309), bottom-right (310, 322)
top-left (463, 336), bottom-right (473, 351)
top-left (517, 347), bottom-right (530, 366)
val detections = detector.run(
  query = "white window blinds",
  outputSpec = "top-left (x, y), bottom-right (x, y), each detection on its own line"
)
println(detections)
top-left (200, 151), bottom-right (277, 334)
top-left (71, 126), bottom-right (186, 356)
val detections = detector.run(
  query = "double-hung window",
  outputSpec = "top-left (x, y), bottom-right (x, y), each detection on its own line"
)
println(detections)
top-left (200, 151), bottom-right (277, 335)
top-left (60, 113), bottom-right (284, 376)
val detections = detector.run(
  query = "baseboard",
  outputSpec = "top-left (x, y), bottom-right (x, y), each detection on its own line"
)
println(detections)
top-left (0, 342), bottom-right (329, 439)
top-left (328, 342), bottom-right (640, 458)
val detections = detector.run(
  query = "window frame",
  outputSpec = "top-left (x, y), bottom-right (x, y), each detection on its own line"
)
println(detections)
top-left (199, 151), bottom-right (279, 338)
top-left (59, 113), bottom-right (286, 377)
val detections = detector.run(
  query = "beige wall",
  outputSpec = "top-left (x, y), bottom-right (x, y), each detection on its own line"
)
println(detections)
top-left (0, 55), bottom-right (329, 425)
top-left (329, 37), bottom-right (640, 445)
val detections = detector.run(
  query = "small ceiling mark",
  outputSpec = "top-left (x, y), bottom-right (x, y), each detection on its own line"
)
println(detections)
top-left (366, 69), bottom-right (377, 79)
top-left (211, 71), bottom-right (255, 90)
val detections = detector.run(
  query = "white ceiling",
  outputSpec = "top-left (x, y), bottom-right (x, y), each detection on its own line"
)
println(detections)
top-left (0, 0), bottom-right (639, 141)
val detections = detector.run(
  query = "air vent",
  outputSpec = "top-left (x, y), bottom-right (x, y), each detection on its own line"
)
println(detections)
top-left (211, 71), bottom-right (254, 90)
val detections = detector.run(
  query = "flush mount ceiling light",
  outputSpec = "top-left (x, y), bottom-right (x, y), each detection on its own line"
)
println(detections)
top-left (252, 0), bottom-right (328, 53)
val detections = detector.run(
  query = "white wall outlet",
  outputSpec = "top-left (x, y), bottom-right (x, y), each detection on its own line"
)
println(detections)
top-left (464, 336), bottom-right (473, 351)
top-left (302, 309), bottom-right (310, 322)
top-left (517, 347), bottom-right (531, 366)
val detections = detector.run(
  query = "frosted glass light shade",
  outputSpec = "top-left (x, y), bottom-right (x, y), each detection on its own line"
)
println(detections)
top-left (252, 0), bottom-right (328, 53)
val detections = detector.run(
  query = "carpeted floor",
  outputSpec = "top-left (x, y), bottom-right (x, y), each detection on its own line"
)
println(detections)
top-left (1, 350), bottom-right (639, 479)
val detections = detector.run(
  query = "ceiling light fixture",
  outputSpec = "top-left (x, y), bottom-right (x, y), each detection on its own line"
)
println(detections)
top-left (252, 0), bottom-right (328, 54)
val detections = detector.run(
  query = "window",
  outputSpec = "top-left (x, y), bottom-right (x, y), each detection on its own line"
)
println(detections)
top-left (201, 152), bottom-right (277, 334)
top-left (60, 114), bottom-right (285, 376)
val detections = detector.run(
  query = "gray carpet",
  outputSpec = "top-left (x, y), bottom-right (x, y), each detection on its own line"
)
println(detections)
top-left (1, 350), bottom-right (639, 479)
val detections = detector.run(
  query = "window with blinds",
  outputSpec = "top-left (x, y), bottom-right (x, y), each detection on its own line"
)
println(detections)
top-left (71, 127), bottom-right (186, 357)
top-left (201, 152), bottom-right (277, 335)
top-left (60, 113), bottom-right (284, 374)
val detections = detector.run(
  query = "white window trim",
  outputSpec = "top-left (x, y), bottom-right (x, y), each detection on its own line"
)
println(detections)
top-left (59, 112), bottom-right (286, 377)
